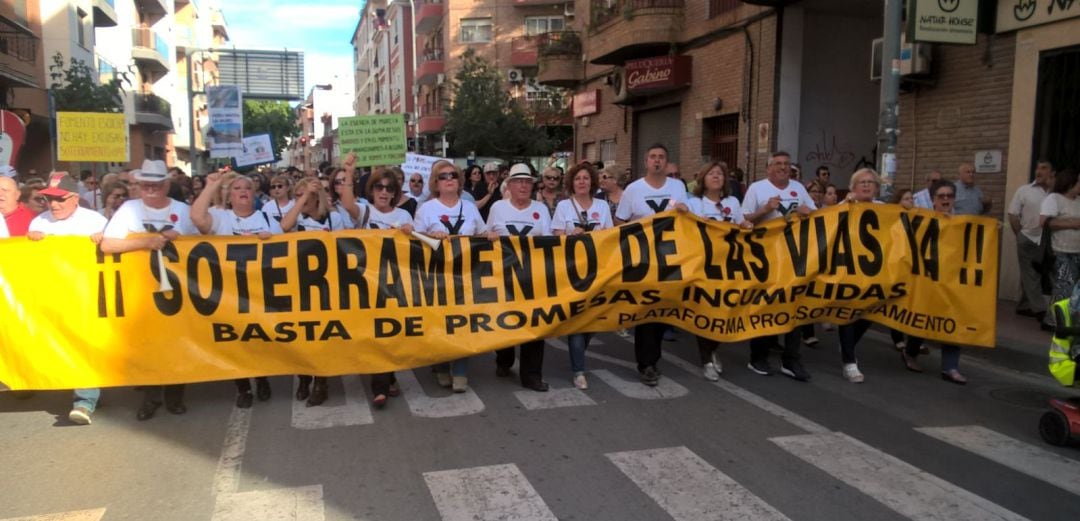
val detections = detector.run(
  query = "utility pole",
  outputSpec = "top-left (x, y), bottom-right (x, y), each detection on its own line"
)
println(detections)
top-left (877, 0), bottom-right (902, 201)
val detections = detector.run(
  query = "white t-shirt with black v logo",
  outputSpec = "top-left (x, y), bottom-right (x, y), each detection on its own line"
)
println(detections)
top-left (741, 178), bottom-right (817, 223)
top-left (552, 197), bottom-right (614, 233)
top-left (295, 211), bottom-right (347, 232)
top-left (104, 199), bottom-right (198, 238)
top-left (615, 177), bottom-right (689, 222)
top-left (367, 207), bottom-right (414, 230)
top-left (415, 198), bottom-right (486, 236)
top-left (209, 207), bottom-right (284, 236)
top-left (486, 199), bottom-right (552, 237)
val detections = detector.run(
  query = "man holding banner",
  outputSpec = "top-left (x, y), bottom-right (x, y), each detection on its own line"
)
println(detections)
top-left (26, 172), bottom-right (107, 424)
top-left (742, 151), bottom-right (815, 382)
top-left (614, 144), bottom-right (689, 387)
top-left (100, 160), bottom-right (198, 420)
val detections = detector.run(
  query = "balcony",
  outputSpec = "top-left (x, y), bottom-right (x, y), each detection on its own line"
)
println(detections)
top-left (415, 0), bottom-right (444, 34)
top-left (132, 92), bottom-right (172, 129)
top-left (537, 31), bottom-right (582, 87)
top-left (588, 0), bottom-right (685, 65)
top-left (131, 27), bottom-right (170, 75)
top-left (415, 48), bottom-right (445, 85)
top-left (92, 0), bottom-right (118, 27)
top-left (510, 36), bottom-right (538, 68)
top-left (417, 105), bottom-right (445, 135)
top-left (134, 0), bottom-right (168, 19)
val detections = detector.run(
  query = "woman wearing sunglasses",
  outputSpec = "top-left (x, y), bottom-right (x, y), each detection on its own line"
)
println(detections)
top-left (688, 161), bottom-right (751, 382)
top-left (329, 162), bottom-right (369, 229)
top-left (261, 174), bottom-right (295, 224)
top-left (414, 160), bottom-right (487, 392)
top-left (535, 167), bottom-right (567, 218)
top-left (551, 163), bottom-right (613, 389)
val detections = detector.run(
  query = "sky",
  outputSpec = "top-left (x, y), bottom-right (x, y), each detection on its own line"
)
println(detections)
top-left (219, 0), bottom-right (360, 95)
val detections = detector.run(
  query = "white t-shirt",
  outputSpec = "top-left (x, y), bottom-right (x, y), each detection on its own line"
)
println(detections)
top-left (334, 199), bottom-right (369, 229)
top-left (415, 198), bottom-right (486, 236)
top-left (486, 200), bottom-right (552, 236)
top-left (689, 195), bottom-right (746, 224)
top-left (293, 211), bottom-right (348, 232)
top-left (1008, 182), bottom-right (1048, 243)
top-left (1040, 193), bottom-right (1080, 254)
top-left (552, 197), bottom-right (614, 233)
top-left (104, 199), bottom-right (198, 238)
top-left (261, 199), bottom-right (296, 224)
top-left (741, 178), bottom-right (817, 222)
top-left (367, 207), bottom-right (414, 230)
top-left (29, 207), bottom-right (107, 236)
top-left (615, 177), bottom-right (689, 222)
top-left (0, 214), bottom-right (8, 238)
top-left (209, 207), bottom-right (285, 236)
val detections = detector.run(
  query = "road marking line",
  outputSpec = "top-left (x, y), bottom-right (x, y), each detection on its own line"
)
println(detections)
top-left (591, 369), bottom-right (689, 399)
top-left (396, 369), bottom-right (485, 418)
top-left (513, 386), bottom-right (596, 410)
top-left (211, 485), bottom-right (325, 521)
top-left (915, 425), bottom-right (1080, 496)
top-left (771, 431), bottom-right (1030, 521)
top-left (213, 405), bottom-right (252, 498)
top-left (291, 376), bottom-right (373, 430)
top-left (2, 508), bottom-right (106, 521)
top-left (606, 446), bottom-right (790, 521)
top-left (423, 463), bottom-right (558, 521)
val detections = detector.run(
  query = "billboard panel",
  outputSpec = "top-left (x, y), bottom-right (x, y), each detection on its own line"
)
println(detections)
top-left (217, 50), bottom-right (305, 101)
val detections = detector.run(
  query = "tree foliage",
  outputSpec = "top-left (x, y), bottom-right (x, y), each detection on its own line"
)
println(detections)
top-left (242, 100), bottom-right (298, 157)
top-left (445, 49), bottom-right (556, 157)
top-left (48, 53), bottom-right (128, 112)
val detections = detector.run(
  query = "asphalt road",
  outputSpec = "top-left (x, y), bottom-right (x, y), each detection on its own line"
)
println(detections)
top-left (2, 325), bottom-right (1078, 521)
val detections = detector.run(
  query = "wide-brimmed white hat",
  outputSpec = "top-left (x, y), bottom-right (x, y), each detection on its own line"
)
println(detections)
top-left (133, 159), bottom-right (168, 182)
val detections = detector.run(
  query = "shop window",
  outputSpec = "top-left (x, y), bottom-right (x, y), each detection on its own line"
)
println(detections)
top-left (702, 114), bottom-right (739, 169)
top-left (460, 18), bottom-right (493, 43)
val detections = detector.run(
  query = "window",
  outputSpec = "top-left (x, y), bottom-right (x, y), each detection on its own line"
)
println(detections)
top-left (525, 16), bottom-right (564, 36)
top-left (600, 139), bottom-right (616, 163)
top-left (77, 8), bottom-right (90, 49)
top-left (460, 18), bottom-right (493, 43)
top-left (582, 142), bottom-right (596, 162)
top-left (702, 114), bottom-right (739, 169)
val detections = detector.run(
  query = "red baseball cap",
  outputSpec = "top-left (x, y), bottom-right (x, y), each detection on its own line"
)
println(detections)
top-left (39, 172), bottom-right (79, 197)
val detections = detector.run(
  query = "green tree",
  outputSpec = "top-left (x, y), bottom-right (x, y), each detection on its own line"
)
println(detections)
top-left (48, 53), bottom-right (128, 112)
top-left (445, 49), bottom-right (556, 157)
top-left (242, 100), bottom-right (298, 158)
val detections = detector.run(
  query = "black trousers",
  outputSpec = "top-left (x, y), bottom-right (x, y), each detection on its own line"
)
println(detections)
top-left (143, 384), bottom-right (184, 406)
top-left (635, 322), bottom-right (665, 372)
top-left (749, 329), bottom-right (801, 364)
top-left (838, 320), bottom-right (873, 364)
top-left (371, 373), bottom-right (397, 396)
top-left (496, 339), bottom-right (546, 383)
top-left (233, 377), bottom-right (269, 393)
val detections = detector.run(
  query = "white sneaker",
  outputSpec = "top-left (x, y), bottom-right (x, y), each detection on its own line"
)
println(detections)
top-left (616, 329), bottom-right (633, 340)
top-left (842, 363), bottom-right (864, 383)
top-left (703, 363), bottom-right (721, 382)
top-left (451, 376), bottom-right (468, 393)
top-left (894, 340), bottom-right (907, 351)
top-left (803, 336), bottom-right (819, 346)
top-left (68, 407), bottom-right (92, 425)
top-left (709, 351), bottom-right (723, 374)
top-left (573, 372), bottom-right (588, 390)
top-left (435, 372), bottom-right (452, 388)
top-left (822, 323), bottom-right (834, 331)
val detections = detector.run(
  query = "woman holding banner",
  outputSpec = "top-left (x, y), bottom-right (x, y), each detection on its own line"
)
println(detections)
top-left (901, 180), bottom-right (968, 385)
top-left (833, 168), bottom-right (884, 383)
top-left (192, 171), bottom-right (285, 408)
top-left (415, 160), bottom-right (487, 393)
top-left (552, 163), bottom-right (613, 390)
top-left (278, 178), bottom-right (350, 406)
top-left (688, 161), bottom-right (752, 381)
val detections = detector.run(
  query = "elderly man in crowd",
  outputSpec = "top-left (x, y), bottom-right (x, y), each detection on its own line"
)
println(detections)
top-left (1, 176), bottom-right (34, 236)
top-left (1008, 160), bottom-right (1054, 323)
top-left (954, 163), bottom-right (992, 216)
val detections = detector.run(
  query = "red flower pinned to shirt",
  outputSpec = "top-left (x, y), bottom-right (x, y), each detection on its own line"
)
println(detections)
top-left (532, 212), bottom-right (540, 220)
top-left (169, 214), bottom-right (179, 223)
top-left (591, 212), bottom-right (599, 219)
top-left (440, 215), bottom-right (449, 223)
top-left (790, 191), bottom-right (798, 197)
top-left (722, 207), bottom-right (731, 214)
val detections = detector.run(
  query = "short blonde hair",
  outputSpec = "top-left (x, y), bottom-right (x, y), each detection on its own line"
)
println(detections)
top-left (848, 168), bottom-right (881, 191)
top-left (293, 177), bottom-right (331, 220)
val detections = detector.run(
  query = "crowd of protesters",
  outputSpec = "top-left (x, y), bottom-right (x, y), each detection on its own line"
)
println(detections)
top-left (1, 147), bottom-right (1001, 427)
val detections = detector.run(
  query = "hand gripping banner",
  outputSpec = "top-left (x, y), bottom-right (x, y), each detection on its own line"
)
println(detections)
top-left (0, 204), bottom-right (999, 390)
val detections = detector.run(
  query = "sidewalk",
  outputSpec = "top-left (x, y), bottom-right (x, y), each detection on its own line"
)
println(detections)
top-left (963, 299), bottom-right (1053, 377)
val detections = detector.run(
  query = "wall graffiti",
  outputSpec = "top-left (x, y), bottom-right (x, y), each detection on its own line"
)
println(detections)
top-left (804, 129), bottom-right (857, 171)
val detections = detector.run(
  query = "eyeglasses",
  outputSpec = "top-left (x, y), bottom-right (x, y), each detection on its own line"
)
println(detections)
top-left (44, 194), bottom-right (73, 203)
top-left (372, 183), bottom-right (393, 192)
top-left (32, 196), bottom-right (47, 205)
top-left (410, 178), bottom-right (424, 184)
top-left (333, 179), bottom-right (349, 186)
top-left (934, 192), bottom-right (956, 199)
top-left (543, 176), bottom-right (561, 181)
top-left (437, 172), bottom-right (458, 181)
top-left (271, 184), bottom-right (289, 189)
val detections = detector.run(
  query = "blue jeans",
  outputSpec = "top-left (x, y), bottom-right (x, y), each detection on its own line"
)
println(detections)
top-left (73, 388), bottom-right (100, 413)
top-left (435, 358), bottom-right (468, 376)
top-left (567, 333), bottom-right (592, 373)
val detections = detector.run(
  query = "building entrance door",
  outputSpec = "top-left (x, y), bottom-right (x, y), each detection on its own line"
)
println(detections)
top-left (1033, 45), bottom-right (1080, 175)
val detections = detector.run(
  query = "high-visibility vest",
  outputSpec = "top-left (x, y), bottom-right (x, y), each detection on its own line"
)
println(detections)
top-left (1049, 298), bottom-right (1076, 386)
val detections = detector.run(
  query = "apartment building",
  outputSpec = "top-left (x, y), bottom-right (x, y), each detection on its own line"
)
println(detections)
top-left (0, 0), bottom-right (51, 175)
top-left (172, 0), bottom-right (229, 172)
top-left (352, 0), bottom-right (413, 139)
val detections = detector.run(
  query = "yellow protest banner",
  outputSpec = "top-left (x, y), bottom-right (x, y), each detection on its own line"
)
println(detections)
top-left (0, 205), bottom-right (999, 390)
top-left (56, 112), bottom-right (129, 163)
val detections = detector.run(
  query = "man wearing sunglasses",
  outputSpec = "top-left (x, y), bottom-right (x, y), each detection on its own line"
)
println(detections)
top-left (26, 172), bottom-right (108, 425)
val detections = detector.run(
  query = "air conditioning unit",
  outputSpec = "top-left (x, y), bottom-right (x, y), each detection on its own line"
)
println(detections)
top-left (870, 36), bottom-right (932, 81)
top-left (610, 67), bottom-right (636, 105)
top-left (564, 1), bottom-right (575, 17)
top-left (436, 73), bottom-right (446, 85)
top-left (507, 68), bottom-right (523, 83)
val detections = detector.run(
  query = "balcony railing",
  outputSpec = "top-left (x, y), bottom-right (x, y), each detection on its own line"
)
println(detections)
top-left (590, 0), bottom-right (685, 28)
top-left (510, 36), bottom-right (538, 67)
top-left (538, 31), bottom-right (581, 57)
top-left (420, 47), bottom-right (445, 63)
top-left (134, 93), bottom-right (171, 119)
top-left (132, 27), bottom-right (169, 59)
